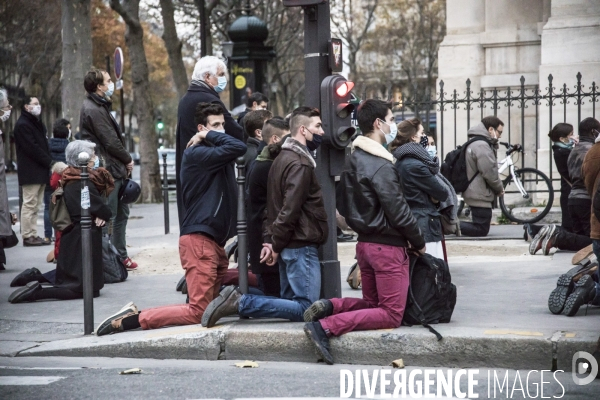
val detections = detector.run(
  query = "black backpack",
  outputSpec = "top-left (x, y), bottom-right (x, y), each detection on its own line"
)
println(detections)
top-left (441, 136), bottom-right (490, 193)
top-left (403, 253), bottom-right (457, 340)
top-left (102, 236), bottom-right (128, 283)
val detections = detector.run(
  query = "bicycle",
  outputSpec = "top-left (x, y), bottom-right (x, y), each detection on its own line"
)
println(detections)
top-left (496, 142), bottom-right (554, 224)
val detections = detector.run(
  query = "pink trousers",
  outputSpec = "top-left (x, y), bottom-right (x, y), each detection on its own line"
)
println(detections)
top-left (320, 242), bottom-right (410, 336)
top-left (139, 234), bottom-right (229, 330)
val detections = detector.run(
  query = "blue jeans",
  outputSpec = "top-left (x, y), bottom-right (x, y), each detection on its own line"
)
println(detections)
top-left (43, 184), bottom-right (53, 239)
top-left (592, 240), bottom-right (600, 306)
top-left (238, 246), bottom-right (321, 321)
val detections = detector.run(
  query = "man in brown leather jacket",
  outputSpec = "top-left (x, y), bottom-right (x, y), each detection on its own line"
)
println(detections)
top-left (201, 107), bottom-right (327, 328)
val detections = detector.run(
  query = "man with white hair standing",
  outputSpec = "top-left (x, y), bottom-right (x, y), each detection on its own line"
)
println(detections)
top-left (175, 56), bottom-right (243, 227)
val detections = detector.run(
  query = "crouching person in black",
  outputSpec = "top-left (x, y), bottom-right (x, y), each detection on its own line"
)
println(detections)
top-left (8, 140), bottom-right (112, 303)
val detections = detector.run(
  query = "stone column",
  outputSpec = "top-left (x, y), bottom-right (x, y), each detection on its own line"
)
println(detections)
top-left (538, 0), bottom-right (600, 184)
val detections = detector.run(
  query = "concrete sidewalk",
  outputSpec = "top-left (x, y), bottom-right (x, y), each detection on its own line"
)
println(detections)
top-left (0, 202), bottom-right (598, 370)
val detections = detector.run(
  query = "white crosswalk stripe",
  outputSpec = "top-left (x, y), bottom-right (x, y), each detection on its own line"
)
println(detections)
top-left (0, 376), bottom-right (65, 385)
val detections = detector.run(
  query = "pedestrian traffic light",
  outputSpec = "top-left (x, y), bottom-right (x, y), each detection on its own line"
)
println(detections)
top-left (320, 75), bottom-right (356, 150)
top-left (156, 117), bottom-right (164, 131)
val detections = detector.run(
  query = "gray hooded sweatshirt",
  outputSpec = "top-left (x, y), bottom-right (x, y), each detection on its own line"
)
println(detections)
top-left (462, 122), bottom-right (504, 208)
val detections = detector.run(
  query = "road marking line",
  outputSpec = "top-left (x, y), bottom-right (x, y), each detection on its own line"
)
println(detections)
top-left (145, 325), bottom-right (209, 338)
top-left (564, 332), bottom-right (576, 338)
top-left (484, 329), bottom-right (544, 336)
top-left (0, 376), bottom-right (65, 385)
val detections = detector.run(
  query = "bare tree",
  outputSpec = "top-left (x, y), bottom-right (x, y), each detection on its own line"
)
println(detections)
top-left (109, 0), bottom-right (161, 203)
top-left (330, 0), bottom-right (379, 82)
top-left (374, 0), bottom-right (446, 102)
top-left (61, 0), bottom-right (92, 134)
top-left (158, 0), bottom-right (189, 98)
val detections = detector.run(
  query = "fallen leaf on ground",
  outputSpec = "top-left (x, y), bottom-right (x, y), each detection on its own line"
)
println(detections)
top-left (390, 359), bottom-right (404, 369)
top-left (119, 368), bottom-right (142, 375)
top-left (234, 361), bottom-right (259, 368)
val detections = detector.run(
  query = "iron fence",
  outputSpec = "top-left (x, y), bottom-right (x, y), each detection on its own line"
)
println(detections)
top-left (364, 73), bottom-right (599, 190)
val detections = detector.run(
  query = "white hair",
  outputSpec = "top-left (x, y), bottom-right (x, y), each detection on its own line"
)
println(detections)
top-left (191, 56), bottom-right (228, 81)
top-left (65, 140), bottom-right (96, 167)
top-left (0, 87), bottom-right (7, 108)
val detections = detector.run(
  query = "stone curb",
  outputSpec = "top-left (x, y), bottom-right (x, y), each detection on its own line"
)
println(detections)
top-left (16, 321), bottom-right (597, 371)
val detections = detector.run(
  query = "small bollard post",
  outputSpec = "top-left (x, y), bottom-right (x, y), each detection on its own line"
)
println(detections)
top-left (162, 153), bottom-right (170, 235)
top-left (78, 152), bottom-right (94, 335)
top-left (235, 157), bottom-right (249, 295)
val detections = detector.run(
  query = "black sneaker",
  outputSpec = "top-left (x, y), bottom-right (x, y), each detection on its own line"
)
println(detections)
top-left (523, 224), bottom-right (534, 242)
top-left (542, 225), bottom-right (559, 256)
top-left (95, 302), bottom-right (138, 336)
top-left (176, 275), bottom-right (186, 292)
top-left (304, 299), bottom-right (334, 322)
top-left (201, 285), bottom-right (242, 328)
top-left (529, 225), bottom-right (550, 255)
top-left (548, 263), bottom-right (598, 314)
top-left (304, 322), bottom-right (334, 365)
top-left (8, 282), bottom-right (42, 303)
top-left (10, 268), bottom-right (42, 287)
top-left (563, 275), bottom-right (597, 316)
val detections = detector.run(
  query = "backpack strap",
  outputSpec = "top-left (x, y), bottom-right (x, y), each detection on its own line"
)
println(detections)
top-left (408, 255), bottom-right (444, 341)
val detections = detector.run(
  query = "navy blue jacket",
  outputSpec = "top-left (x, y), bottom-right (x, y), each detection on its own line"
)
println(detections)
top-left (175, 82), bottom-right (244, 228)
top-left (48, 138), bottom-right (69, 163)
top-left (179, 131), bottom-right (246, 246)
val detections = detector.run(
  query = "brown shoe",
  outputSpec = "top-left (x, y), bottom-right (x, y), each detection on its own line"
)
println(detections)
top-left (23, 236), bottom-right (44, 247)
top-left (38, 237), bottom-right (52, 246)
top-left (95, 302), bottom-right (139, 336)
top-left (572, 244), bottom-right (595, 265)
top-left (201, 286), bottom-right (241, 328)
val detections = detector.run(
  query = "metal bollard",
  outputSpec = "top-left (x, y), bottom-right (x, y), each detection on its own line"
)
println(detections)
top-left (78, 152), bottom-right (94, 335)
top-left (235, 157), bottom-right (249, 295)
top-left (162, 153), bottom-right (169, 235)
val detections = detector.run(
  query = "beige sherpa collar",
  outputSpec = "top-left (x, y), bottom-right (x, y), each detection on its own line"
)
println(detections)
top-left (282, 137), bottom-right (317, 168)
top-left (352, 135), bottom-right (394, 163)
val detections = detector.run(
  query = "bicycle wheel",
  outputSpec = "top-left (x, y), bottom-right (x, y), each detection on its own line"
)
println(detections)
top-left (499, 167), bottom-right (554, 224)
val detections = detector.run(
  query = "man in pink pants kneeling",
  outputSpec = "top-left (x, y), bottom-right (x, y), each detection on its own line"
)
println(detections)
top-left (302, 99), bottom-right (425, 365)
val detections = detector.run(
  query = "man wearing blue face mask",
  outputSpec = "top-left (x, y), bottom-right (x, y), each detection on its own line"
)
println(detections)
top-left (80, 69), bottom-right (136, 269)
top-left (175, 56), bottom-right (243, 229)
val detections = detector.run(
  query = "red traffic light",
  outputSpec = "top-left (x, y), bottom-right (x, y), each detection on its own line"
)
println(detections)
top-left (335, 81), bottom-right (354, 97)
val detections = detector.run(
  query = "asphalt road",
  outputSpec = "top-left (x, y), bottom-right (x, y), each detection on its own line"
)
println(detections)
top-left (0, 357), bottom-right (598, 400)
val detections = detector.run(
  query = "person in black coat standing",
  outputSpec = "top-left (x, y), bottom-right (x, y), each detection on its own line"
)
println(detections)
top-left (43, 118), bottom-right (71, 242)
top-left (8, 140), bottom-right (113, 303)
top-left (175, 56), bottom-right (243, 227)
top-left (14, 96), bottom-right (53, 247)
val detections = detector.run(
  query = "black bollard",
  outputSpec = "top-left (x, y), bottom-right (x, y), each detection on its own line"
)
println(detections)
top-left (235, 157), bottom-right (248, 295)
top-left (162, 153), bottom-right (169, 235)
top-left (78, 152), bottom-right (94, 335)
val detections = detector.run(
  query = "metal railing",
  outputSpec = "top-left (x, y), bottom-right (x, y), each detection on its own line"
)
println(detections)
top-left (365, 73), bottom-right (599, 190)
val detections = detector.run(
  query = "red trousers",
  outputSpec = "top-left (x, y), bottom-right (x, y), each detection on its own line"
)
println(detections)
top-left (139, 233), bottom-right (229, 330)
top-left (320, 242), bottom-right (409, 337)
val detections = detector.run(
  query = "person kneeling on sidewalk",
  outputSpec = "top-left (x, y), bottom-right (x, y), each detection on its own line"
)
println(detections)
top-left (201, 107), bottom-right (327, 328)
top-left (302, 100), bottom-right (425, 365)
top-left (95, 103), bottom-right (246, 335)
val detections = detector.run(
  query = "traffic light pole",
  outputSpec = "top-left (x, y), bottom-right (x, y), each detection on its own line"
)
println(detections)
top-left (303, 3), bottom-right (341, 299)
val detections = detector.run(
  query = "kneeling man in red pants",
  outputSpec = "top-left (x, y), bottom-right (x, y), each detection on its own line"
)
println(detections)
top-left (303, 99), bottom-right (425, 364)
top-left (95, 102), bottom-right (246, 335)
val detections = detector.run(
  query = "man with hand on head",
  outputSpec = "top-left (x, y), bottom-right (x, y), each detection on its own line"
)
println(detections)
top-left (95, 103), bottom-right (246, 336)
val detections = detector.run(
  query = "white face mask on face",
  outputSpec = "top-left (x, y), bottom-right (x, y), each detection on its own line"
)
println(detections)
top-left (29, 105), bottom-right (41, 116)
top-left (0, 109), bottom-right (11, 122)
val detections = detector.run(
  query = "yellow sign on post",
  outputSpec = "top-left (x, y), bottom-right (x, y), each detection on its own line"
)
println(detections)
top-left (235, 75), bottom-right (247, 90)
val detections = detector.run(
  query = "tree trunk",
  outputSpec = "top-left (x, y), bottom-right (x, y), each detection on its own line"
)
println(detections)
top-left (110, 0), bottom-right (161, 203)
top-left (61, 0), bottom-right (92, 135)
top-left (159, 0), bottom-right (188, 98)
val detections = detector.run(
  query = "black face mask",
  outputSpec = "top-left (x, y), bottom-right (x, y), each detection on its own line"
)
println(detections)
top-left (305, 129), bottom-right (322, 151)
